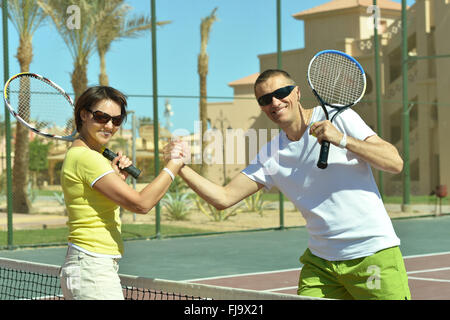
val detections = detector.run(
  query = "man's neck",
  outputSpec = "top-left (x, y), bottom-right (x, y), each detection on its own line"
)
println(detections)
top-left (284, 107), bottom-right (313, 141)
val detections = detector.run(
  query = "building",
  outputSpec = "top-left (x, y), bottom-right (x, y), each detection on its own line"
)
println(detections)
top-left (204, 0), bottom-right (450, 196)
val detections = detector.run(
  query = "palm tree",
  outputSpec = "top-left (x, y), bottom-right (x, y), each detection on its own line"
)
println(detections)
top-left (37, 0), bottom-right (99, 101)
top-left (94, 0), bottom-right (170, 86)
top-left (198, 8), bottom-right (218, 174)
top-left (5, 0), bottom-right (47, 213)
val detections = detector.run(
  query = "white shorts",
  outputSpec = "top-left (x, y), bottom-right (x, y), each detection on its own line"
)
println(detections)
top-left (59, 246), bottom-right (124, 300)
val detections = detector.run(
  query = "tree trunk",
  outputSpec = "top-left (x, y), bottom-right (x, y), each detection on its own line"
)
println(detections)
top-left (12, 124), bottom-right (32, 213)
top-left (98, 51), bottom-right (109, 86)
top-left (71, 59), bottom-right (88, 102)
top-left (12, 36), bottom-right (33, 213)
top-left (197, 8), bottom-right (217, 176)
top-left (198, 53), bottom-right (208, 175)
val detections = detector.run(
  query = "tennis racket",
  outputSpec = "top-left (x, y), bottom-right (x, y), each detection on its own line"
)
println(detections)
top-left (3, 72), bottom-right (141, 179)
top-left (307, 50), bottom-right (366, 169)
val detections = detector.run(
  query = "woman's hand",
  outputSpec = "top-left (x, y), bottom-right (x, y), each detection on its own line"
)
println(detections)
top-left (163, 139), bottom-right (191, 164)
top-left (111, 151), bottom-right (133, 180)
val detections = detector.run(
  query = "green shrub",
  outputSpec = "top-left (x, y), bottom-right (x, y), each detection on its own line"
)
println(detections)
top-left (243, 190), bottom-right (270, 216)
top-left (194, 195), bottom-right (243, 222)
top-left (161, 192), bottom-right (193, 221)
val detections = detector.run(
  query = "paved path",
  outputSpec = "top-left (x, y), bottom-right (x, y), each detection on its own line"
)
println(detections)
top-left (0, 212), bottom-right (67, 230)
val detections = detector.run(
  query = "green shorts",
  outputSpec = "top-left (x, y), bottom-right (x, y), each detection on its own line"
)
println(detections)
top-left (298, 246), bottom-right (411, 300)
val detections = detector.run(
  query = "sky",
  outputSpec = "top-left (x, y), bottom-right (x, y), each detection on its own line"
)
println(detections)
top-left (1, 0), bottom-right (415, 135)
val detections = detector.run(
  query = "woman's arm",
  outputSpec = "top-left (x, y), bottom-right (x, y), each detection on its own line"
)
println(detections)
top-left (93, 159), bottom-right (184, 214)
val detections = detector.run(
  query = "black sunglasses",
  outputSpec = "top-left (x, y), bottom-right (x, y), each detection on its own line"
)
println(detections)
top-left (257, 85), bottom-right (296, 106)
top-left (87, 110), bottom-right (124, 126)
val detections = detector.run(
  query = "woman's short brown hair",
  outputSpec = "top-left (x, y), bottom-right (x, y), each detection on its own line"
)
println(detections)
top-left (74, 86), bottom-right (128, 132)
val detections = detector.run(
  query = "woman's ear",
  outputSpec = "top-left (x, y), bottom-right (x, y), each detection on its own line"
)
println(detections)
top-left (80, 109), bottom-right (88, 122)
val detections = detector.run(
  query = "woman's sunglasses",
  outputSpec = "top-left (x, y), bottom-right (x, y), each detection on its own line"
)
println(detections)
top-left (257, 85), bottom-right (296, 106)
top-left (87, 110), bottom-right (124, 126)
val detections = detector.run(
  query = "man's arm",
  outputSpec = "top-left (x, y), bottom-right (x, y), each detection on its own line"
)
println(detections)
top-left (311, 120), bottom-right (403, 174)
top-left (345, 134), bottom-right (403, 174)
top-left (179, 166), bottom-right (264, 210)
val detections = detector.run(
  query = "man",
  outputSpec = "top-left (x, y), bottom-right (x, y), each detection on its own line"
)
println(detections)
top-left (165, 69), bottom-right (411, 300)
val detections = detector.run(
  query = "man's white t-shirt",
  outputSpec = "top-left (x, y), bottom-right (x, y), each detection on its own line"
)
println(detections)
top-left (242, 106), bottom-right (400, 261)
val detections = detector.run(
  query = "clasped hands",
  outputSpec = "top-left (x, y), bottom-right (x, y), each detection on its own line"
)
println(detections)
top-left (163, 139), bottom-right (191, 165)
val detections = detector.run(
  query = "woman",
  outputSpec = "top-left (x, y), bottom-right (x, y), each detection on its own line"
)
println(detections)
top-left (59, 86), bottom-right (187, 300)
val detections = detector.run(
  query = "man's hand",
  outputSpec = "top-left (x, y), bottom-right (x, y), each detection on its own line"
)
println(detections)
top-left (310, 120), bottom-right (344, 146)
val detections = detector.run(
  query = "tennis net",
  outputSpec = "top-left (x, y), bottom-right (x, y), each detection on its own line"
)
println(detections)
top-left (0, 257), bottom-right (319, 300)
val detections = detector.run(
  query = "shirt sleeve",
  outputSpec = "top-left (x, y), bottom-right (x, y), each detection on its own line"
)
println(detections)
top-left (76, 149), bottom-right (115, 187)
top-left (241, 139), bottom-right (277, 191)
top-left (333, 108), bottom-right (376, 141)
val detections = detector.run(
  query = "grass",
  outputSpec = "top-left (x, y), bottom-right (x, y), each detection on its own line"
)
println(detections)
top-left (382, 195), bottom-right (449, 205)
top-left (0, 228), bottom-right (69, 247)
top-left (25, 188), bottom-right (450, 204)
top-left (0, 224), bottom-right (213, 248)
top-left (262, 193), bottom-right (449, 205)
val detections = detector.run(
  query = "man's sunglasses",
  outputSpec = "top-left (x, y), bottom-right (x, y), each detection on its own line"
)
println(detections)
top-left (257, 85), bottom-right (296, 106)
top-left (87, 110), bottom-right (125, 126)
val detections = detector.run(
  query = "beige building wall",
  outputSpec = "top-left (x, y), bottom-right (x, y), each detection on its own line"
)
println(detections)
top-left (434, 0), bottom-right (450, 193)
top-left (203, 74), bottom-right (279, 185)
top-left (205, 0), bottom-right (450, 196)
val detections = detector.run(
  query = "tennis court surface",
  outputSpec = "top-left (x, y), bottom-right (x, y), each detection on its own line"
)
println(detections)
top-left (1, 215), bottom-right (450, 300)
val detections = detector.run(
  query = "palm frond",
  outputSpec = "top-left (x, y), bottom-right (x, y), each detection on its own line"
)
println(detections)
top-left (37, 0), bottom-right (98, 60)
top-left (7, 0), bottom-right (47, 37)
top-left (93, 1), bottom-right (171, 85)
top-left (200, 7), bottom-right (218, 53)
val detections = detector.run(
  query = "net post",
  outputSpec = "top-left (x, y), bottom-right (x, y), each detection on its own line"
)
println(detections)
top-left (373, 0), bottom-right (384, 199)
top-left (2, 0), bottom-right (14, 249)
top-left (401, 0), bottom-right (411, 212)
top-left (276, 0), bottom-right (285, 230)
top-left (151, 0), bottom-right (161, 239)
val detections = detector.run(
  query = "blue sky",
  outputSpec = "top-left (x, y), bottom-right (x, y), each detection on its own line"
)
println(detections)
top-left (1, 0), bottom-right (414, 134)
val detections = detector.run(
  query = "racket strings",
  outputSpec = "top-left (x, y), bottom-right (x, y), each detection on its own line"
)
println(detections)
top-left (6, 76), bottom-right (75, 138)
top-left (309, 53), bottom-right (365, 106)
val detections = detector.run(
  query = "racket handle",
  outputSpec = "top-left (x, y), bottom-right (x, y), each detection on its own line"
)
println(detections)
top-left (317, 141), bottom-right (330, 169)
top-left (102, 148), bottom-right (141, 179)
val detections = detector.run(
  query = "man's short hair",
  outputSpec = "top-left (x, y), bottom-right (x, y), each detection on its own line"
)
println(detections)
top-left (254, 69), bottom-right (295, 92)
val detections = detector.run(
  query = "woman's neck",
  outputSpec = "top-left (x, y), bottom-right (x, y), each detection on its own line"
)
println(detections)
top-left (76, 134), bottom-right (102, 153)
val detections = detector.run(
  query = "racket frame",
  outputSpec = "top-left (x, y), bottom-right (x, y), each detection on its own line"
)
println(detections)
top-left (3, 72), bottom-right (141, 179)
top-left (3, 72), bottom-right (77, 141)
top-left (307, 50), bottom-right (366, 169)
